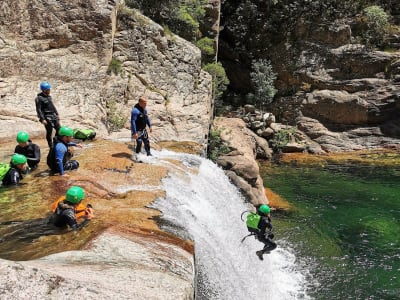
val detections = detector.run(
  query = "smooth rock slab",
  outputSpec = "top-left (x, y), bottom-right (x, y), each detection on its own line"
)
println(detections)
top-left (0, 231), bottom-right (194, 300)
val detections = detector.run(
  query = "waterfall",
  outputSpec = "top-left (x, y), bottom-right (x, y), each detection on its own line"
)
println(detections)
top-left (144, 150), bottom-right (309, 300)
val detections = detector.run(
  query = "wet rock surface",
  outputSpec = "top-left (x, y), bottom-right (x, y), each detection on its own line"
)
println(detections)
top-left (0, 138), bottom-right (194, 299)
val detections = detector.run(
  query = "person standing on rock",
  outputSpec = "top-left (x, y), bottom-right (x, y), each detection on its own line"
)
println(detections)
top-left (131, 96), bottom-right (153, 159)
top-left (14, 131), bottom-right (41, 171)
top-left (35, 81), bottom-right (61, 148)
top-left (51, 186), bottom-right (94, 230)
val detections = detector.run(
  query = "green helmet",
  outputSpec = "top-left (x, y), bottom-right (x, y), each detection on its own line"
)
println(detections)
top-left (16, 131), bottom-right (29, 143)
top-left (259, 204), bottom-right (271, 215)
top-left (11, 153), bottom-right (27, 165)
top-left (59, 126), bottom-right (74, 137)
top-left (65, 186), bottom-right (85, 204)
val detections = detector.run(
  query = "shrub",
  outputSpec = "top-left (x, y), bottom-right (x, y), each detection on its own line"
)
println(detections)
top-left (203, 62), bottom-right (230, 103)
top-left (250, 59), bottom-right (277, 109)
top-left (363, 5), bottom-right (390, 48)
top-left (107, 58), bottom-right (123, 76)
top-left (196, 37), bottom-right (215, 56)
top-left (107, 99), bottom-right (127, 132)
top-left (208, 128), bottom-right (230, 162)
top-left (270, 127), bottom-right (297, 153)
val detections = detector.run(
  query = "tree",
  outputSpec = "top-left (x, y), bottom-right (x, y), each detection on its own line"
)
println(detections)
top-left (363, 5), bottom-right (390, 48)
top-left (250, 59), bottom-right (277, 108)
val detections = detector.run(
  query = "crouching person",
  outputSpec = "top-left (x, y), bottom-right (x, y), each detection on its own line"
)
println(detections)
top-left (47, 126), bottom-right (82, 176)
top-left (51, 186), bottom-right (94, 230)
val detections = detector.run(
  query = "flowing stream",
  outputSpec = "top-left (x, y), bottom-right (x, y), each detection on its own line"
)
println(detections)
top-left (143, 150), bottom-right (309, 300)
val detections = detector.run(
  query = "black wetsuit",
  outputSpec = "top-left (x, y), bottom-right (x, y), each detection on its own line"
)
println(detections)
top-left (35, 92), bottom-right (60, 148)
top-left (256, 213), bottom-right (277, 254)
top-left (53, 201), bottom-right (88, 230)
top-left (2, 166), bottom-right (24, 186)
top-left (14, 141), bottom-right (41, 170)
top-left (131, 103), bottom-right (152, 155)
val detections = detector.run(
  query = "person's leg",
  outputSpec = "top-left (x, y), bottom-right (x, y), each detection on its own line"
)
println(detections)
top-left (262, 239), bottom-right (277, 253)
top-left (53, 119), bottom-right (61, 138)
top-left (45, 122), bottom-right (53, 148)
top-left (256, 235), bottom-right (277, 260)
top-left (135, 138), bottom-right (143, 154)
top-left (143, 136), bottom-right (151, 155)
top-left (63, 160), bottom-right (79, 171)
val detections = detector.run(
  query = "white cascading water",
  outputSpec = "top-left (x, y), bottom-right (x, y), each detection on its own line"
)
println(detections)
top-left (141, 150), bottom-right (309, 300)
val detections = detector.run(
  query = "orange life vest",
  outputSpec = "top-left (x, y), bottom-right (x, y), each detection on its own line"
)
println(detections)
top-left (51, 195), bottom-right (87, 220)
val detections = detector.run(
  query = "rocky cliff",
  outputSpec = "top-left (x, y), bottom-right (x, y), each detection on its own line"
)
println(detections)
top-left (0, 0), bottom-right (212, 146)
top-left (219, 0), bottom-right (400, 152)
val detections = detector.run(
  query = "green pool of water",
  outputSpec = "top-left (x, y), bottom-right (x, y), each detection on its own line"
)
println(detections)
top-left (261, 162), bottom-right (400, 299)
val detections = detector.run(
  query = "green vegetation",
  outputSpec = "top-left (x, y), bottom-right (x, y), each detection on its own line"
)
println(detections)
top-left (208, 128), bottom-right (231, 162)
top-left (362, 5), bottom-right (390, 48)
top-left (107, 58), bottom-right (123, 76)
top-left (107, 99), bottom-right (127, 132)
top-left (196, 37), bottom-right (215, 57)
top-left (269, 126), bottom-right (297, 153)
top-left (203, 62), bottom-right (230, 104)
top-left (250, 59), bottom-right (277, 108)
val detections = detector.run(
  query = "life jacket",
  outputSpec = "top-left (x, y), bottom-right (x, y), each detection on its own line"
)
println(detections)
top-left (246, 212), bottom-right (261, 233)
top-left (134, 103), bottom-right (148, 131)
top-left (0, 163), bottom-right (11, 181)
top-left (73, 129), bottom-right (96, 141)
top-left (51, 196), bottom-right (87, 219)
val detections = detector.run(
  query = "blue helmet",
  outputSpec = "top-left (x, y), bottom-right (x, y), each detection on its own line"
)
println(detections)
top-left (40, 82), bottom-right (51, 90)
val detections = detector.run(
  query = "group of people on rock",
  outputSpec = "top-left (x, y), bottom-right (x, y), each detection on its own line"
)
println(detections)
top-left (2, 81), bottom-right (155, 231)
top-left (1, 82), bottom-right (93, 230)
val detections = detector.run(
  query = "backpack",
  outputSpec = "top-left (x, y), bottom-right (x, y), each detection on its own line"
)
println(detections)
top-left (246, 212), bottom-right (261, 233)
top-left (0, 163), bottom-right (11, 181)
top-left (73, 129), bottom-right (96, 141)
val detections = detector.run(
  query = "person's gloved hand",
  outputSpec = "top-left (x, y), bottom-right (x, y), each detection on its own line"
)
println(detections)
top-left (85, 205), bottom-right (94, 219)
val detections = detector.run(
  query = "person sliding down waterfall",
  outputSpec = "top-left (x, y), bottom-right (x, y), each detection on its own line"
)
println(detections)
top-left (244, 204), bottom-right (277, 260)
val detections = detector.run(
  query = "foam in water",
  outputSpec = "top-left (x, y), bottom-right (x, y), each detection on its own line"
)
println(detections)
top-left (148, 150), bottom-right (309, 299)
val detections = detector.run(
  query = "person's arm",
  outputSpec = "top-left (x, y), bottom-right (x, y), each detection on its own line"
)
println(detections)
top-left (27, 144), bottom-right (41, 162)
top-left (35, 96), bottom-right (45, 122)
top-left (55, 143), bottom-right (66, 175)
top-left (130, 108), bottom-right (138, 135)
top-left (145, 109), bottom-right (152, 129)
top-left (7, 169), bottom-right (21, 185)
top-left (64, 208), bottom-right (92, 231)
top-left (66, 142), bottom-right (82, 149)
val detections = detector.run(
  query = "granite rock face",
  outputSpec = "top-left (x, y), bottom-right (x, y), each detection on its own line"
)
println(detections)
top-left (0, 0), bottom-right (212, 147)
top-left (0, 231), bottom-right (194, 300)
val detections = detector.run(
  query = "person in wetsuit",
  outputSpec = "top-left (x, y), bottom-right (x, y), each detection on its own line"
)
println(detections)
top-left (255, 204), bottom-right (277, 260)
top-left (2, 154), bottom-right (28, 186)
top-left (47, 126), bottom-right (82, 176)
top-left (52, 186), bottom-right (94, 230)
top-left (131, 96), bottom-right (152, 158)
top-left (14, 131), bottom-right (41, 170)
top-left (35, 81), bottom-right (61, 148)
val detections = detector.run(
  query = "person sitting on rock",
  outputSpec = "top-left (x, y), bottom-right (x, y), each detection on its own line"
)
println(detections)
top-left (2, 154), bottom-right (28, 186)
top-left (254, 204), bottom-right (277, 260)
top-left (51, 186), bottom-right (94, 230)
top-left (14, 131), bottom-right (41, 171)
top-left (47, 126), bottom-right (82, 176)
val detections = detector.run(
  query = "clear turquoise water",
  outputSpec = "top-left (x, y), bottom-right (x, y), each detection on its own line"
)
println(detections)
top-left (261, 163), bottom-right (400, 299)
